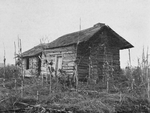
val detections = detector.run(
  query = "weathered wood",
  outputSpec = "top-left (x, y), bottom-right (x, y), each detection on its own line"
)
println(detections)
top-left (65, 69), bottom-right (74, 72)
top-left (62, 61), bottom-right (75, 66)
top-left (62, 66), bottom-right (74, 70)
top-left (63, 53), bottom-right (76, 59)
top-left (45, 45), bottom-right (76, 53)
top-left (78, 66), bottom-right (89, 69)
top-left (77, 52), bottom-right (89, 81)
top-left (63, 59), bottom-right (75, 62)
top-left (78, 69), bottom-right (89, 73)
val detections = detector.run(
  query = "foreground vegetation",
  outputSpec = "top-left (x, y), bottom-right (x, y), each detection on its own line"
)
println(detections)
top-left (0, 77), bottom-right (149, 113)
top-left (0, 55), bottom-right (150, 113)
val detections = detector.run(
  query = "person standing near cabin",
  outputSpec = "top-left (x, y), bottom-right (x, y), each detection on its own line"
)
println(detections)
top-left (44, 59), bottom-right (55, 83)
top-left (47, 60), bottom-right (55, 80)
top-left (49, 60), bottom-right (55, 77)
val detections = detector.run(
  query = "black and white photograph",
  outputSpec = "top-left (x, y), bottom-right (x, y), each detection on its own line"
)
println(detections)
top-left (0, 0), bottom-right (150, 112)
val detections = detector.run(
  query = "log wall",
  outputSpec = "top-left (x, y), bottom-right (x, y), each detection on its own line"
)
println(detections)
top-left (22, 56), bottom-right (39, 76)
top-left (41, 45), bottom-right (76, 77)
top-left (90, 33), bottom-right (105, 83)
top-left (77, 42), bottom-right (90, 81)
top-left (89, 30), bottom-right (120, 84)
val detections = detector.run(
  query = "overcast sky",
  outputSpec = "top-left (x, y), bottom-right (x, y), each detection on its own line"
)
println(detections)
top-left (0, 0), bottom-right (150, 68)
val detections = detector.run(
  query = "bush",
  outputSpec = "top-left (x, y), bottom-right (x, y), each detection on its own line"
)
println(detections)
top-left (115, 96), bottom-right (150, 113)
top-left (0, 65), bottom-right (21, 80)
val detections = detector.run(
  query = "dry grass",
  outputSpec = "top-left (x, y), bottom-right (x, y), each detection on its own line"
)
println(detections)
top-left (0, 53), bottom-right (150, 113)
top-left (0, 78), bottom-right (150, 113)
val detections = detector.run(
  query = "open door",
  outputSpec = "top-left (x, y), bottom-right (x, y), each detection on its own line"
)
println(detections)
top-left (55, 55), bottom-right (63, 76)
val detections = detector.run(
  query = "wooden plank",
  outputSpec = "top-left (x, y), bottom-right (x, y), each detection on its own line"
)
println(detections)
top-left (92, 65), bottom-right (98, 68)
top-left (46, 52), bottom-right (62, 56)
top-left (78, 69), bottom-right (89, 73)
top-left (63, 59), bottom-right (75, 62)
top-left (79, 59), bottom-right (89, 62)
top-left (79, 60), bottom-right (89, 63)
top-left (63, 57), bottom-right (76, 61)
top-left (78, 74), bottom-right (88, 77)
top-left (78, 72), bottom-right (89, 75)
top-left (62, 66), bottom-right (74, 70)
top-left (62, 61), bottom-right (75, 66)
top-left (78, 65), bottom-right (89, 68)
top-left (78, 61), bottom-right (89, 64)
top-left (45, 45), bottom-right (76, 53)
top-left (63, 71), bottom-right (74, 74)
top-left (63, 53), bottom-right (76, 58)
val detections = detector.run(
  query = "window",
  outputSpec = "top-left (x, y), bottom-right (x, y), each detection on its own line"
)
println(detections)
top-left (26, 58), bottom-right (29, 69)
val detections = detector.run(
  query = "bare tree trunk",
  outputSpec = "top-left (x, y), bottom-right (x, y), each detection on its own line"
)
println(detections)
top-left (48, 66), bottom-right (52, 93)
top-left (148, 78), bottom-right (150, 99)
top-left (74, 63), bottom-right (78, 90)
top-left (147, 66), bottom-right (150, 100)
top-left (21, 81), bottom-right (23, 98)
top-left (3, 49), bottom-right (6, 88)
top-left (146, 47), bottom-right (150, 100)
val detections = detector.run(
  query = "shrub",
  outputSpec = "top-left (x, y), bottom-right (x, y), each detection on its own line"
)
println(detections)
top-left (0, 65), bottom-right (21, 80)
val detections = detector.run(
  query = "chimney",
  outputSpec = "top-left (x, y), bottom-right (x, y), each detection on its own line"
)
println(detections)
top-left (93, 23), bottom-right (105, 27)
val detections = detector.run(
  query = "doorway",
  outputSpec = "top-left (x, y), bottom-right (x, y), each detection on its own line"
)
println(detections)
top-left (55, 55), bottom-right (63, 76)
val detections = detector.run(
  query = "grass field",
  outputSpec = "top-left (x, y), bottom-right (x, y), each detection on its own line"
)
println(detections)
top-left (0, 75), bottom-right (149, 113)
top-left (0, 55), bottom-right (150, 113)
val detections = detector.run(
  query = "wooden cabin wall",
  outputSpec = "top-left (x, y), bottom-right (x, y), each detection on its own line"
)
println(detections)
top-left (62, 52), bottom-right (76, 77)
top-left (106, 29), bottom-right (121, 77)
top-left (77, 42), bottom-right (90, 81)
top-left (90, 33), bottom-right (105, 83)
top-left (22, 57), bottom-right (39, 76)
top-left (41, 45), bottom-right (76, 77)
top-left (89, 29), bottom-right (120, 84)
top-left (106, 48), bottom-right (120, 76)
top-left (90, 44), bottom-right (104, 82)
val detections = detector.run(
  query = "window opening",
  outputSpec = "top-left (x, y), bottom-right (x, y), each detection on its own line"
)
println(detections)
top-left (26, 58), bottom-right (29, 69)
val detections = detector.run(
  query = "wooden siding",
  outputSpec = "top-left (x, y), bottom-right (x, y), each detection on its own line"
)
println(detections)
top-left (22, 57), bottom-right (39, 76)
top-left (62, 52), bottom-right (76, 76)
top-left (76, 30), bottom-right (120, 82)
top-left (41, 45), bottom-right (76, 77)
top-left (77, 42), bottom-right (90, 81)
top-left (88, 30), bottom-right (120, 85)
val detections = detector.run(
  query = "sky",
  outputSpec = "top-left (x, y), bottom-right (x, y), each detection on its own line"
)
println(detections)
top-left (0, 0), bottom-right (150, 68)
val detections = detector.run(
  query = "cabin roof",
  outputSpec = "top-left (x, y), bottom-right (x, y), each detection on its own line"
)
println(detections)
top-left (22, 23), bottom-right (133, 57)
top-left (45, 23), bottom-right (104, 49)
top-left (21, 44), bottom-right (45, 58)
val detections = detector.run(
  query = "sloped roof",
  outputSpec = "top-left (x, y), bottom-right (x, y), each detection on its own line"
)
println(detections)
top-left (107, 26), bottom-right (134, 49)
top-left (21, 44), bottom-right (45, 58)
top-left (45, 23), bottom-right (133, 49)
top-left (45, 23), bottom-right (104, 49)
top-left (22, 23), bottom-right (133, 57)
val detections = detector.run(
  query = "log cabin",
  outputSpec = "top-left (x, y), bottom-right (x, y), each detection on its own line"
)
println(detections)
top-left (21, 23), bottom-right (133, 83)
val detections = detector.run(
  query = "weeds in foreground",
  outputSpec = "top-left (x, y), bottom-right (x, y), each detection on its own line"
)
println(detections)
top-left (0, 47), bottom-right (150, 113)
